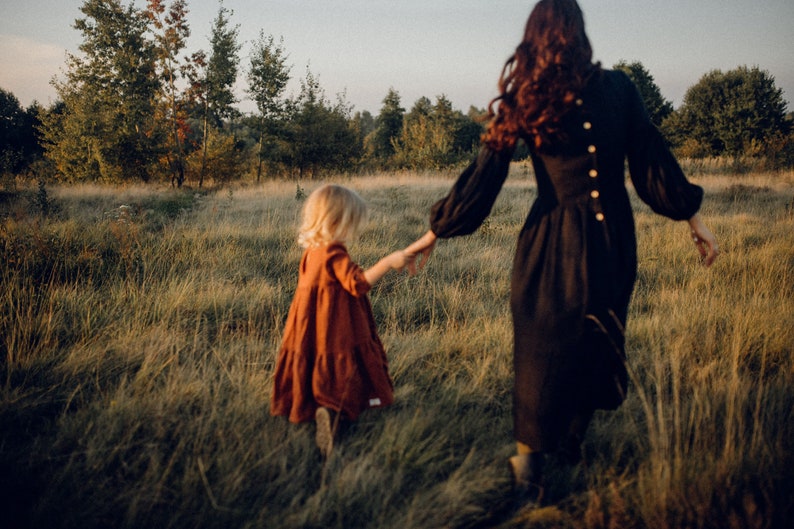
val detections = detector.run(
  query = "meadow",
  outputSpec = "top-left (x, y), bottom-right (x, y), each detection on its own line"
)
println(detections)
top-left (1, 167), bottom-right (792, 529)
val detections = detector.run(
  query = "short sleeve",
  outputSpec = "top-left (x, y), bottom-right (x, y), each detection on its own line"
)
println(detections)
top-left (622, 72), bottom-right (703, 221)
top-left (430, 146), bottom-right (514, 238)
top-left (324, 243), bottom-right (371, 297)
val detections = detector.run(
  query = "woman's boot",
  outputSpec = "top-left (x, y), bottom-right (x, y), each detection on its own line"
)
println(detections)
top-left (508, 451), bottom-right (545, 505)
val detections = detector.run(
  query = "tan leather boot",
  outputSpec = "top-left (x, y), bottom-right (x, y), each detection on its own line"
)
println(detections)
top-left (315, 407), bottom-right (337, 457)
top-left (508, 452), bottom-right (545, 505)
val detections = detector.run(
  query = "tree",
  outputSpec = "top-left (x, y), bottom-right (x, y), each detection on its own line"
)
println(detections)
top-left (0, 89), bottom-right (41, 175)
top-left (665, 66), bottom-right (790, 157)
top-left (394, 95), bottom-right (454, 169)
top-left (145, 0), bottom-right (191, 187)
top-left (446, 100), bottom-right (483, 155)
top-left (369, 88), bottom-right (404, 162)
top-left (246, 32), bottom-right (291, 181)
top-left (205, 2), bottom-right (240, 126)
top-left (195, 2), bottom-right (241, 186)
top-left (0, 88), bottom-right (25, 175)
top-left (353, 110), bottom-right (376, 139)
top-left (458, 105), bottom-right (487, 153)
top-left (42, 0), bottom-right (160, 182)
top-left (432, 94), bottom-right (455, 130)
top-left (613, 60), bottom-right (673, 127)
top-left (285, 69), bottom-right (359, 177)
top-left (407, 96), bottom-right (433, 121)
top-left (351, 110), bottom-right (375, 154)
top-left (393, 95), bottom-right (483, 169)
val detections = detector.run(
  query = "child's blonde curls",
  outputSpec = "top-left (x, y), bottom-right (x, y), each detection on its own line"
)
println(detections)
top-left (298, 184), bottom-right (368, 248)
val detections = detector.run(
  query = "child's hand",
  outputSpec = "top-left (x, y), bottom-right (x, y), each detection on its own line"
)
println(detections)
top-left (389, 250), bottom-right (409, 272)
top-left (364, 251), bottom-right (409, 286)
top-left (404, 230), bottom-right (437, 275)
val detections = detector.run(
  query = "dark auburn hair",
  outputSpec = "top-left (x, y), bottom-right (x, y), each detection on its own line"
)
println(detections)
top-left (482, 0), bottom-right (600, 151)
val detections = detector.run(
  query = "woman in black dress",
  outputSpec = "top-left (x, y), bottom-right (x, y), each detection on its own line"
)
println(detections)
top-left (405, 0), bottom-right (719, 499)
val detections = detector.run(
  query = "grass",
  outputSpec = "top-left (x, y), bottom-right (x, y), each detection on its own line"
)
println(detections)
top-left (1, 170), bottom-right (793, 529)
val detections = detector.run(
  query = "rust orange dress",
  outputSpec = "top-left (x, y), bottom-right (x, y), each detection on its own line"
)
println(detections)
top-left (270, 242), bottom-right (394, 423)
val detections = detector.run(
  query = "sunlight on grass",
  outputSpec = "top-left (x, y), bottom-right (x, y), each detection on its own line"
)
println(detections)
top-left (1, 172), bottom-right (792, 528)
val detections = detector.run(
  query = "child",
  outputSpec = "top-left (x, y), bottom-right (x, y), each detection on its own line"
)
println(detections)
top-left (270, 184), bottom-right (409, 457)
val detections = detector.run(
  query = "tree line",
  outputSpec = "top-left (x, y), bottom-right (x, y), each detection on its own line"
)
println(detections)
top-left (1, 0), bottom-right (792, 186)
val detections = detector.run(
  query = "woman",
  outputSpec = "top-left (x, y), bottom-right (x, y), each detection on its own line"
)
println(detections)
top-left (405, 0), bottom-right (718, 500)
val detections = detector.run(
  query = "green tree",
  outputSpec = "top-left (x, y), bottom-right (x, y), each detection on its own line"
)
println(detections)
top-left (285, 69), bottom-right (359, 177)
top-left (42, 0), bottom-right (160, 182)
top-left (613, 60), bottom-right (673, 127)
top-left (434, 94), bottom-right (479, 156)
top-left (194, 2), bottom-right (241, 186)
top-left (246, 32), bottom-right (291, 181)
top-left (394, 95), bottom-right (453, 169)
top-left (407, 96), bottom-right (432, 120)
top-left (145, 0), bottom-right (191, 187)
top-left (369, 88), bottom-right (404, 162)
top-left (0, 88), bottom-right (42, 175)
top-left (205, 2), bottom-right (240, 126)
top-left (21, 102), bottom-right (46, 172)
top-left (393, 95), bottom-right (483, 169)
top-left (432, 94), bottom-right (456, 132)
top-left (351, 110), bottom-right (375, 156)
top-left (458, 105), bottom-right (487, 154)
top-left (353, 110), bottom-right (376, 139)
top-left (665, 66), bottom-right (790, 157)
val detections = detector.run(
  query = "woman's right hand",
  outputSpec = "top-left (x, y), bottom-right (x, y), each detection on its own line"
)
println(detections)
top-left (688, 213), bottom-right (719, 267)
top-left (404, 230), bottom-right (438, 275)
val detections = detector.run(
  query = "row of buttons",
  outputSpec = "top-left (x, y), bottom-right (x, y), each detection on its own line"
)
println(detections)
top-left (580, 102), bottom-right (604, 222)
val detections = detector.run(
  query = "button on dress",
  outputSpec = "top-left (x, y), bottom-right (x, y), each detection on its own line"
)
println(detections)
top-left (429, 69), bottom-right (703, 450)
top-left (270, 243), bottom-right (394, 423)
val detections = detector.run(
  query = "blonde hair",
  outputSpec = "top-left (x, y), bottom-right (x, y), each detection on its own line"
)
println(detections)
top-left (298, 184), bottom-right (368, 248)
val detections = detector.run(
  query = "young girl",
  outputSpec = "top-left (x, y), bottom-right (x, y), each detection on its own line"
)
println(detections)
top-left (270, 184), bottom-right (408, 456)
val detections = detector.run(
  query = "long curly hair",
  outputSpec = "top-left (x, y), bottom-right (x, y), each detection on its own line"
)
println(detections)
top-left (482, 0), bottom-right (600, 151)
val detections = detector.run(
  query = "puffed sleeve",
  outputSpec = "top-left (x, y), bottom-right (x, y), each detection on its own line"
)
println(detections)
top-left (622, 72), bottom-right (703, 221)
top-left (429, 145), bottom-right (514, 238)
top-left (325, 243), bottom-right (371, 297)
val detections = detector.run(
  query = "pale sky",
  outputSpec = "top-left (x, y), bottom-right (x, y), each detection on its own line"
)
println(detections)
top-left (1, 0), bottom-right (792, 115)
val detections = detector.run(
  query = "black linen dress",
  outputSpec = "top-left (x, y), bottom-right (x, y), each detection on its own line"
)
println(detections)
top-left (429, 69), bottom-right (703, 451)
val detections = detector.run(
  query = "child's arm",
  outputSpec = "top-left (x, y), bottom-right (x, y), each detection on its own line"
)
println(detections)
top-left (364, 251), bottom-right (408, 286)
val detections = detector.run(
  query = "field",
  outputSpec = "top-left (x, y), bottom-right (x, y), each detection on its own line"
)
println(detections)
top-left (1, 169), bottom-right (793, 529)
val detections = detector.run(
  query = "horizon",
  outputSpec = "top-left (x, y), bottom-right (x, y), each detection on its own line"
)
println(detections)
top-left (1, 0), bottom-right (792, 115)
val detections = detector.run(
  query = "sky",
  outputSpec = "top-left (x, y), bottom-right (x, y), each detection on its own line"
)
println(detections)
top-left (1, 0), bottom-right (792, 116)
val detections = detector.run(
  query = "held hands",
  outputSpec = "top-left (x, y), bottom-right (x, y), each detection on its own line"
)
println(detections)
top-left (402, 230), bottom-right (438, 275)
top-left (688, 214), bottom-right (719, 267)
top-left (386, 250), bottom-right (410, 272)
top-left (368, 230), bottom-right (437, 286)
top-left (365, 249), bottom-right (415, 286)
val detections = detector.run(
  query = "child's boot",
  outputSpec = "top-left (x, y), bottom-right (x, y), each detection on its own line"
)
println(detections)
top-left (315, 407), bottom-right (337, 457)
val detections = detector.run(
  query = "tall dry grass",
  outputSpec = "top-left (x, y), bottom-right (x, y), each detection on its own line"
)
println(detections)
top-left (1, 170), bottom-right (792, 529)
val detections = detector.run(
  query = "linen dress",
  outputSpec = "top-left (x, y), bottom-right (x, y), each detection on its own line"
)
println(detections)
top-left (270, 242), bottom-right (394, 423)
top-left (429, 69), bottom-right (703, 451)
